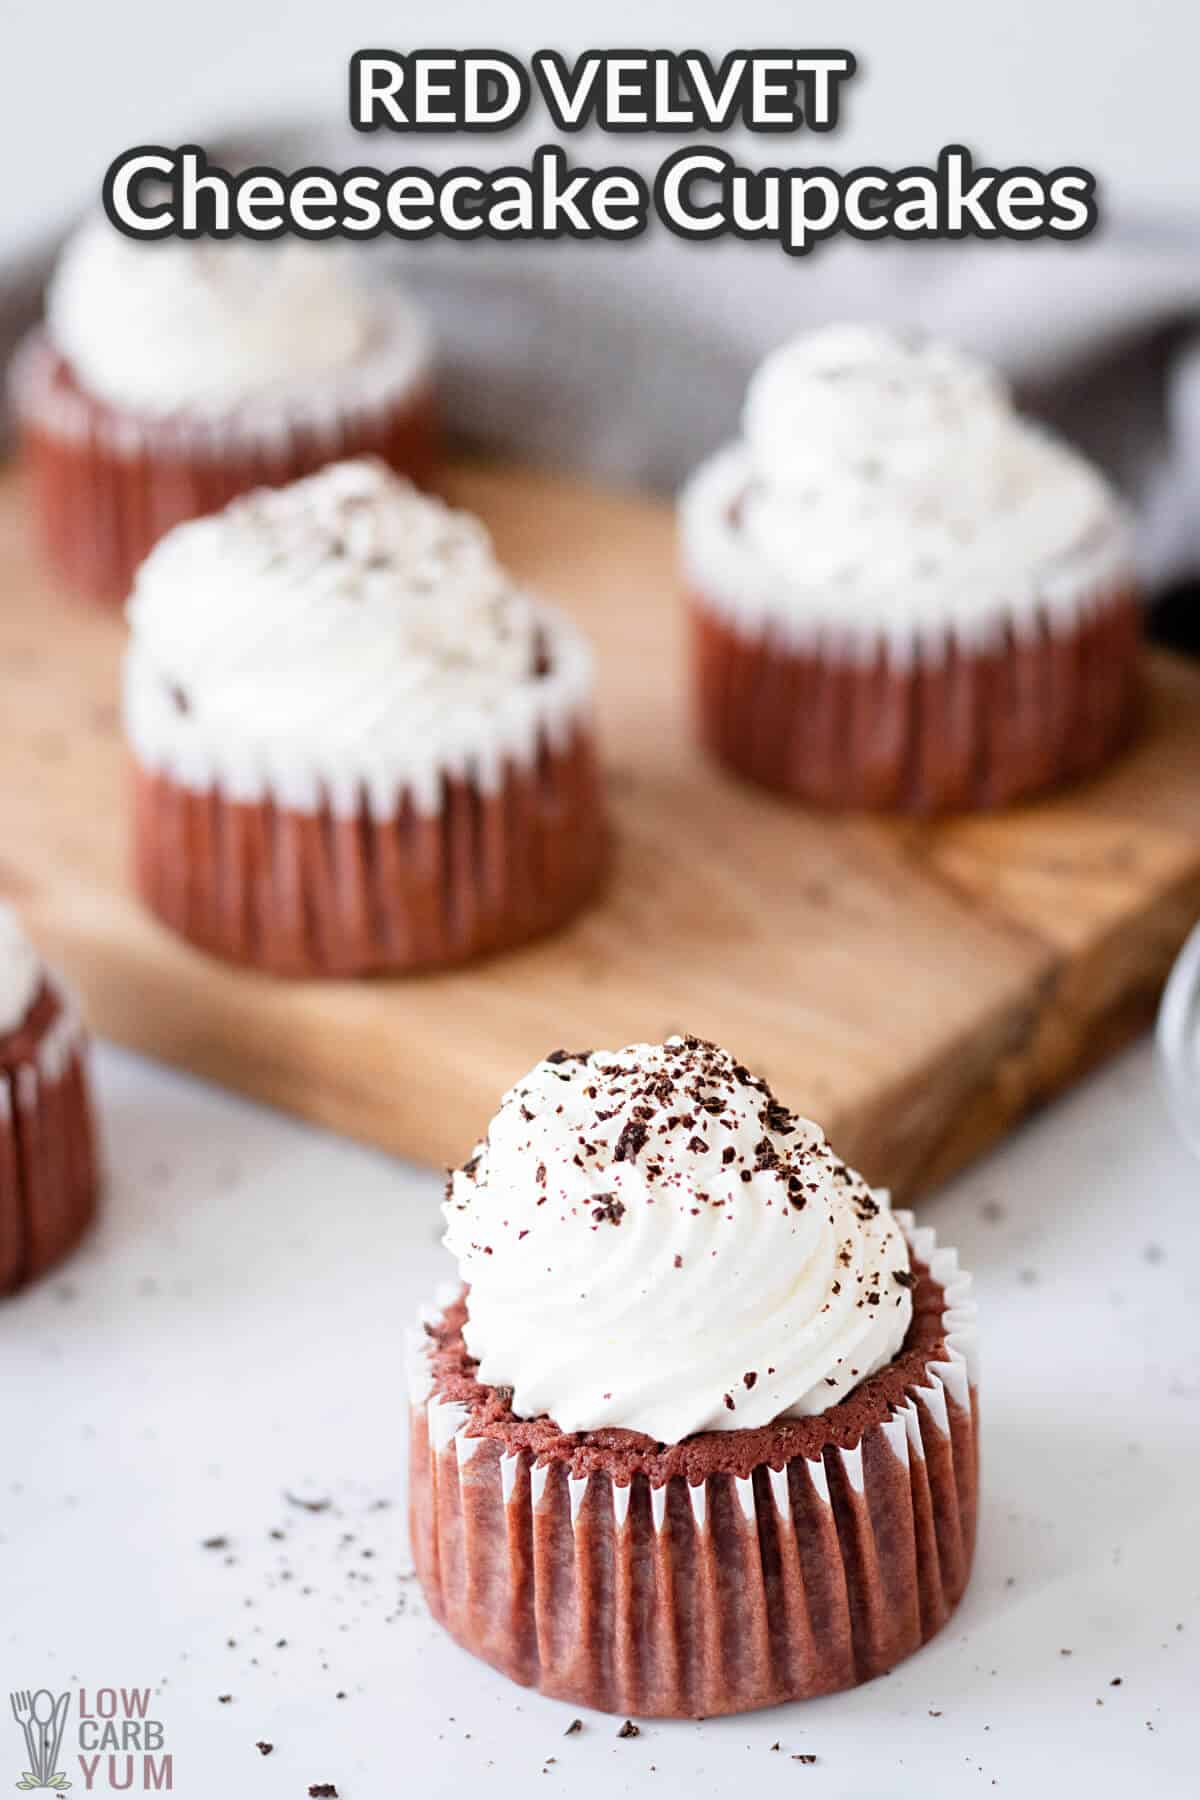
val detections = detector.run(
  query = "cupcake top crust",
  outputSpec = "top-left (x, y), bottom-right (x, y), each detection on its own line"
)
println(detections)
top-left (0, 904), bottom-right (41, 1036)
top-left (122, 459), bottom-right (593, 814)
top-left (681, 323), bottom-right (1134, 649)
top-left (443, 1035), bottom-right (912, 1442)
top-left (45, 220), bottom-right (429, 416)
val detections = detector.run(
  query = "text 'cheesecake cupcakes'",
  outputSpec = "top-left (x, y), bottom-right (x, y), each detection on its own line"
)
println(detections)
top-left (0, 904), bottom-right (98, 1293)
top-left (11, 221), bottom-right (438, 603)
top-left (410, 1035), bottom-right (978, 1717)
top-left (125, 459), bottom-right (606, 977)
top-left (681, 325), bottom-right (1140, 812)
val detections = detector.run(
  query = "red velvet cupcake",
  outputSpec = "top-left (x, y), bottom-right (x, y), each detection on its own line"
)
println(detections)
top-left (11, 220), bottom-right (438, 604)
top-left (123, 458), bottom-right (606, 977)
top-left (410, 1036), bottom-right (979, 1717)
top-left (0, 905), bottom-right (98, 1293)
top-left (681, 325), bottom-right (1140, 812)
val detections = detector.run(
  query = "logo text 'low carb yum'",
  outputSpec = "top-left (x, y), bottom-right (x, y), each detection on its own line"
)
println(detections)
top-left (77, 1689), bottom-right (171, 1792)
top-left (9, 1687), bottom-right (173, 1793)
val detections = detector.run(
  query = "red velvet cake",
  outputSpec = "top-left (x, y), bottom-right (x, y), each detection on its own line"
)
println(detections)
top-left (123, 459), bottom-right (606, 977)
top-left (409, 1036), bottom-right (979, 1716)
top-left (0, 905), bottom-right (98, 1294)
top-left (11, 221), bottom-right (439, 603)
top-left (680, 325), bottom-right (1140, 812)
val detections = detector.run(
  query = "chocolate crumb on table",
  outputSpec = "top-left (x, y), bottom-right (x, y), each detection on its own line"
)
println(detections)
top-left (255, 1742), bottom-right (272, 1756)
top-left (308, 1787), bottom-right (338, 1798)
top-left (617, 1719), bottom-right (640, 1738)
top-left (793, 1753), bottom-right (818, 1764)
top-left (564, 1718), bottom-right (583, 1736)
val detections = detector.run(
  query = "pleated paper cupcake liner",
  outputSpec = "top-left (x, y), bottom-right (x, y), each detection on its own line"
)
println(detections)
top-left (132, 726), bottom-right (607, 978)
top-left (407, 1217), bottom-right (978, 1718)
top-left (0, 979), bottom-right (99, 1294)
top-left (690, 587), bottom-right (1141, 813)
top-left (11, 329), bottom-right (439, 604)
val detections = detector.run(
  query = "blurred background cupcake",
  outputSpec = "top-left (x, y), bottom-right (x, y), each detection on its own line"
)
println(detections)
top-left (0, 903), bottom-right (98, 1293)
top-left (124, 457), bottom-right (606, 977)
top-left (681, 325), bottom-right (1141, 813)
top-left (9, 219), bottom-right (438, 603)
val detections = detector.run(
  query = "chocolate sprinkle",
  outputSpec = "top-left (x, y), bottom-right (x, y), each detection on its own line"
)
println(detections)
top-left (613, 1119), bottom-right (649, 1163)
top-left (617, 1720), bottom-right (640, 1739)
top-left (564, 1719), bottom-right (583, 1736)
top-left (763, 1099), bottom-right (794, 1134)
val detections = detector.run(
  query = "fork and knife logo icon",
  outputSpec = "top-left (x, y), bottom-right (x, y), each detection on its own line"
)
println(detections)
top-left (8, 1691), bottom-right (71, 1792)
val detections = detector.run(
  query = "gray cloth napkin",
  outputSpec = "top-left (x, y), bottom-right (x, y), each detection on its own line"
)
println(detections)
top-left (6, 123), bottom-right (1200, 594)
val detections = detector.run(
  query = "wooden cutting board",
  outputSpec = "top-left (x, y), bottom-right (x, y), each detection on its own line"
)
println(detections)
top-left (2, 458), bottom-right (1199, 1198)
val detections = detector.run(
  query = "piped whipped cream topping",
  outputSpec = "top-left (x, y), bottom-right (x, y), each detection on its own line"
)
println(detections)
top-left (0, 904), bottom-right (41, 1035)
top-left (681, 323), bottom-right (1132, 649)
top-left (123, 459), bottom-right (594, 815)
top-left (46, 219), bottom-right (428, 415)
top-left (443, 1036), bottom-right (913, 1441)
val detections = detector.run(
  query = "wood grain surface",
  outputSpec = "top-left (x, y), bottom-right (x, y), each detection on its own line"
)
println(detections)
top-left (2, 459), bottom-right (1198, 1196)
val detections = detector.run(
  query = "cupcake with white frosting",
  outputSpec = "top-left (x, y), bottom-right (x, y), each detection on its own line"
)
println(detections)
top-left (11, 220), bottom-right (438, 603)
top-left (681, 324), bottom-right (1140, 811)
top-left (410, 1034), bottom-right (978, 1716)
top-left (0, 904), bottom-right (98, 1292)
top-left (124, 458), bottom-right (605, 976)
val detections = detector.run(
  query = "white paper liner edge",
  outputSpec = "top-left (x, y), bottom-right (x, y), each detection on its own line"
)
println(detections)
top-left (679, 440), bottom-right (1135, 662)
top-left (413, 1212), bottom-right (978, 1536)
top-left (122, 603), bottom-right (597, 817)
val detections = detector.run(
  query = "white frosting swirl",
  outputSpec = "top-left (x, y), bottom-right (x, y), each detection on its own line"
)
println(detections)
top-left (0, 904), bottom-right (41, 1035)
top-left (46, 218), bottom-right (428, 416)
top-left (123, 459), bottom-right (594, 815)
top-left (681, 324), bottom-right (1132, 650)
top-left (443, 1037), bottom-right (912, 1440)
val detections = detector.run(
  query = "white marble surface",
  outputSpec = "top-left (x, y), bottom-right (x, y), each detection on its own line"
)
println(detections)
top-left (1, 1037), bottom-right (1196, 1798)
